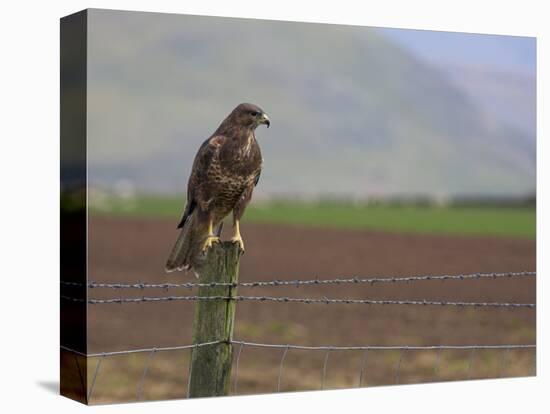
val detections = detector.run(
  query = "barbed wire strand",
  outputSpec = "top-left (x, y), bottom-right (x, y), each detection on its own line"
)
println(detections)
top-left (321, 349), bottom-right (331, 390)
top-left (395, 348), bottom-right (407, 384)
top-left (87, 354), bottom-right (105, 403)
top-left (358, 349), bottom-right (369, 387)
top-left (137, 348), bottom-right (156, 401)
top-left (61, 271), bottom-right (536, 290)
top-left (61, 294), bottom-right (536, 308)
top-left (277, 346), bottom-right (290, 392)
top-left (233, 342), bottom-right (244, 395)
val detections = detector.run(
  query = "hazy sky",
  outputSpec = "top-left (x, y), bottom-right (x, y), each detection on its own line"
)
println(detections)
top-left (381, 28), bottom-right (535, 75)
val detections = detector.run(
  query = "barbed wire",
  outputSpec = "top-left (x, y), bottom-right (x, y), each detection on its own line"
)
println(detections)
top-left (60, 271), bottom-right (536, 290)
top-left (61, 294), bottom-right (535, 308)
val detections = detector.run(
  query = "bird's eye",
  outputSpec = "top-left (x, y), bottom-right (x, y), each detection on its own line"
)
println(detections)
top-left (250, 111), bottom-right (259, 116)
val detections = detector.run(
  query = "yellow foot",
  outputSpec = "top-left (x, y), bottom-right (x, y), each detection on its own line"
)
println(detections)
top-left (230, 235), bottom-right (245, 252)
top-left (202, 235), bottom-right (220, 252)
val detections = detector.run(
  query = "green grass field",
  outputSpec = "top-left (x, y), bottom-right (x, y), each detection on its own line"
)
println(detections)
top-left (90, 196), bottom-right (535, 238)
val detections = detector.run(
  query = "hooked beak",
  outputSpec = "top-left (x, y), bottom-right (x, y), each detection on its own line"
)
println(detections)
top-left (260, 112), bottom-right (270, 128)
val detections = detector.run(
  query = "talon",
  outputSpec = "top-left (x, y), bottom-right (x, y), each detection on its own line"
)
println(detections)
top-left (231, 219), bottom-right (245, 252)
top-left (231, 235), bottom-right (245, 252)
top-left (202, 235), bottom-right (220, 251)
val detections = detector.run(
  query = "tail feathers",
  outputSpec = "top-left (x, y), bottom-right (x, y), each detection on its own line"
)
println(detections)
top-left (165, 213), bottom-right (208, 275)
top-left (164, 230), bottom-right (191, 273)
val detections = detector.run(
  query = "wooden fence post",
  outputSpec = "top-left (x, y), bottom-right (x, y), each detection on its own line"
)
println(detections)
top-left (188, 241), bottom-right (242, 398)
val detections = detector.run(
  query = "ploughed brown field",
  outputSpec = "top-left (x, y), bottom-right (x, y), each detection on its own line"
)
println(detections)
top-left (65, 216), bottom-right (536, 404)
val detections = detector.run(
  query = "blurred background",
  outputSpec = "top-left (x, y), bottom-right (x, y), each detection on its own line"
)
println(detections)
top-left (86, 9), bottom-right (535, 203)
top-left (76, 9), bottom-right (535, 404)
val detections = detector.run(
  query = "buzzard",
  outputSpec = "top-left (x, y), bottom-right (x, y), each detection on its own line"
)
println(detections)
top-left (165, 103), bottom-right (270, 275)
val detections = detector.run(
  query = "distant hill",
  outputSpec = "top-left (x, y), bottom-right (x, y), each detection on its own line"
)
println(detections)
top-left (86, 10), bottom-right (535, 199)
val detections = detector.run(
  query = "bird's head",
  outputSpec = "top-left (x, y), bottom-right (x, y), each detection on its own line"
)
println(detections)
top-left (230, 103), bottom-right (270, 130)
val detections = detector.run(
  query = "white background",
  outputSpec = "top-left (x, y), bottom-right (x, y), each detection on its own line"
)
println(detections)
top-left (0, 0), bottom-right (546, 412)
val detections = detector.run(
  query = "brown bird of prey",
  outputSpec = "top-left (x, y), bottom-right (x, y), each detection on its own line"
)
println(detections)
top-left (165, 103), bottom-right (269, 275)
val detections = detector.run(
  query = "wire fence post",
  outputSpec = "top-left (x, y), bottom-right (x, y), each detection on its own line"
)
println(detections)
top-left (188, 241), bottom-right (242, 398)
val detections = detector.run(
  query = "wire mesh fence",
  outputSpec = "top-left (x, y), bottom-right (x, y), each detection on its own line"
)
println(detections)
top-left (61, 340), bottom-right (536, 403)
